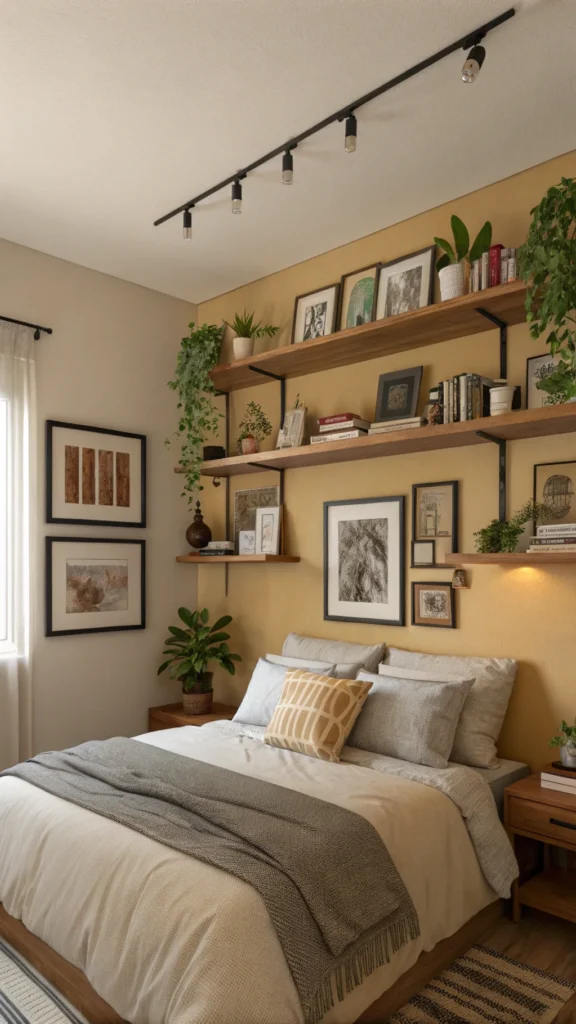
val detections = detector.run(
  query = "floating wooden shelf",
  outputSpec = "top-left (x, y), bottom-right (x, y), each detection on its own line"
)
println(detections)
top-left (176, 554), bottom-right (300, 564)
top-left (210, 280), bottom-right (526, 392)
top-left (175, 404), bottom-right (576, 479)
top-left (445, 552), bottom-right (576, 565)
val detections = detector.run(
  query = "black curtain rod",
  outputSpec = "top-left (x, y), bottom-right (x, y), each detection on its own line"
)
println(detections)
top-left (0, 314), bottom-right (52, 337)
top-left (154, 7), bottom-right (515, 227)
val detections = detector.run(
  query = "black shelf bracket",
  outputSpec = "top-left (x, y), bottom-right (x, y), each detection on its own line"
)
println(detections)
top-left (475, 307), bottom-right (508, 380)
top-left (477, 430), bottom-right (507, 522)
top-left (248, 365), bottom-right (286, 423)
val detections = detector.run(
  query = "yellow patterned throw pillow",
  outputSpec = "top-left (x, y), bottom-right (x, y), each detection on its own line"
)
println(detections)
top-left (264, 669), bottom-right (372, 762)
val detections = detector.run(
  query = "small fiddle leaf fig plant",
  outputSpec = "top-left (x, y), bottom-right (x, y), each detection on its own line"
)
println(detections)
top-left (236, 401), bottom-right (272, 452)
top-left (223, 310), bottom-right (279, 340)
top-left (158, 607), bottom-right (241, 694)
top-left (435, 215), bottom-right (492, 271)
top-left (474, 500), bottom-right (559, 554)
top-left (550, 719), bottom-right (576, 750)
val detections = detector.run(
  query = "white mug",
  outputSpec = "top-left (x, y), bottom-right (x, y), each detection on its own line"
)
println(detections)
top-left (489, 385), bottom-right (515, 416)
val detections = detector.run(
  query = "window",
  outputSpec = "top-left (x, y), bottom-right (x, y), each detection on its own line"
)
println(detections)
top-left (0, 398), bottom-right (9, 646)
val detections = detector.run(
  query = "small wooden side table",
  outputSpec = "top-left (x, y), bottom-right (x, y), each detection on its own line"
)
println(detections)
top-left (504, 773), bottom-right (576, 924)
top-left (148, 702), bottom-right (238, 732)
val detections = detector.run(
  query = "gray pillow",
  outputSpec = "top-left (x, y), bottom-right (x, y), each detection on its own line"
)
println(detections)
top-left (348, 669), bottom-right (474, 769)
top-left (265, 653), bottom-right (338, 673)
top-left (282, 633), bottom-right (385, 674)
top-left (233, 657), bottom-right (337, 728)
top-left (383, 647), bottom-right (517, 769)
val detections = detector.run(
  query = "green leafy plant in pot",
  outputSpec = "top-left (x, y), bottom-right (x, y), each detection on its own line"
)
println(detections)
top-left (236, 400), bottom-right (273, 455)
top-left (223, 310), bottom-right (279, 361)
top-left (550, 718), bottom-right (576, 769)
top-left (435, 215), bottom-right (492, 301)
top-left (474, 500), bottom-right (558, 554)
top-left (158, 607), bottom-right (241, 715)
top-left (519, 177), bottom-right (576, 405)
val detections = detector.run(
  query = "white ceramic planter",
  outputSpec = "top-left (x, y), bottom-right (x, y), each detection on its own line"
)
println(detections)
top-left (490, 385), bottom-right (515, 416)
top-left (561, 743), bottom-right (576, 769)
top-left (438, 262), bottom-right (466, 301)
top-left (233, 336), bottom-right (254, 360)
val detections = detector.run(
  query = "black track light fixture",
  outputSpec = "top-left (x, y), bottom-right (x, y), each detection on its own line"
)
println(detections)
top-left (231, 179), bottom-right (242, 214)
top-left (183, 208), bottom-right (192, 241)
top-left (344, 113), bottom-right (357, 153)
top-left (282, 149), bottom-right (294, 185)
top-left (461, 35), bottom-right (486, 83)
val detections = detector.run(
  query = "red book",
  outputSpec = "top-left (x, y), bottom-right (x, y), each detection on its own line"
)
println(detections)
top-left (489, 244), bottom-right (503, 287)
top-left (318, 413), bottom-right (362, 425)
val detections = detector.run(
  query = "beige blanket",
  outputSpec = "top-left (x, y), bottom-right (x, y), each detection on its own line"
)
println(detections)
top-left (0, 722), bottom-right (500, 1024)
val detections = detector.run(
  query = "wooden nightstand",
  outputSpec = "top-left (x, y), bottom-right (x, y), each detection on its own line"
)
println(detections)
top-left (148, 702), bottom-right (238, 732)
top-left (505, 774), bottom-right (576, 925)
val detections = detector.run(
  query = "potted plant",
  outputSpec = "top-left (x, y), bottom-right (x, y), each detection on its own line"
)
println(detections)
top-left (550, 719), bottom-right (576, 769)
top-left (236, 400), bottom-right (272, 455)
top-left (519, 177), bottom-right (576, 405)
top-left (158, 607), bottom-right (241, 715)
top-left (474, 500), bottom-right (557, 554)
top-left (435, 215), bottom-right (492, 301)
top-left (223, 310), bottom-right (279, 361)
top-left (167, 322), bottom-right (224, 504)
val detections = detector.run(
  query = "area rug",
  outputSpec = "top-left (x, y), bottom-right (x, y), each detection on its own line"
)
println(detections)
top-left (388, 944), bottom-right (576, 1024)
top-left (0, 938), bottom-right (88, 1023)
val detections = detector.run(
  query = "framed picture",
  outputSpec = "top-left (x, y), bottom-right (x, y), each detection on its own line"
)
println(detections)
top-left (411, 582), bottom-right (455, 629)
top-left (324, 496), bottom-right (405, 626)
top-left (534, 461), bottom-right (576, 524)
top-left (291, 283), bottom-right (340, 345)
top-left (411, 539), bottom-right (435, 568)
top-left (526, 353), bottom-right (561, 409)
top-left (276, 405), bottom-right (306, 449)
top-left (412, 480), bottom-right (458, 566)
top-left (238, 530), bottom-right (256, 555)
top-left (375, 366), bottom-right (423, 422)
top-left (46, 537), bottom-right (145, 637)
top-left (46, 420), bottom-right (146, 527)
top-left (375, 246), bottom-right (435, 321)
top-left (338, 264), bottom-right (380, 330)
top-left (233, 485), bottom-right (280, 551)
top-left (255, 506), bottom-right (282, 555)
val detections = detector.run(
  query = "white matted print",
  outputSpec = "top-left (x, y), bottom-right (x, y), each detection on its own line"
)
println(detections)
top-left (255, 506), bottom-right (282, 555)
top-left (375, 247), bottom-right (434, 321)
top-left (526, 352), bottom-right (561, 409)
top-left (324, 497), bottom-right (405, 625)
top-left (46, 537), bottom-right (145, 636)
top-left (291, 284), bottom-right (339, 344)
top-left (238, 530), bottom-right (256, 555)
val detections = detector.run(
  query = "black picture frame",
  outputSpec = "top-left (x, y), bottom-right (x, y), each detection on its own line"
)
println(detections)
top-left (410, 539), bottom-right (436, 568)
top-left (46, 420), bottom-right (147, 528)
top-left (411, 480), bottom-right (459, 567)
top-left (337, 263), bottom-right (381, 332)
top-left (525, 352), bottom-right (559, 410)
top-left (375, 366), bottom-right (423, 422)
top-left (411, 581), bottom-right (455, 629)
top-left (45, 537), bottom-right (146, 637)
top-left (533, 459), bottom-right (576, 532)
top-left (323, 495), bottom-right (405, 626)
top-left (291, 283), bottom-right (340, 345)
top-left (375, 245), bottom-right (435, 321)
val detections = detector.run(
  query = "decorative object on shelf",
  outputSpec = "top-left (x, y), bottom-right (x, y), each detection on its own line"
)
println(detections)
top-left (375, 365), bottom-right (423, 423)
top-left (46, 420), bottom-right (146, 527)
top-left (185, 500), bottom-right (213, 550)
top-left (422, 387), bottom-right (443, 426)
top-left (519, 176), bottom-right (576, 404)
top-left (435, 216), bottom-right (492, 301)
top-left (234, 485), bottom-right (280, 550)
top-left (276, 394), bottom-right (306, 449)
top-left (236, 400), bottom-right (272, 455)
top-left (338, 263), bottom-right (380, 330)
top-left (157, 607), bottom-right (241, 716)
top-left (375, 247), bottom-right (434, 320)
top-left (223, 310), bottom-right (279, 361)
top-left (534, 460), bottom-right (576, 525)
top-left (324, 496), bottom-right (405, 626)
top-left (238, 530), bottom-right (256, 555)
top-left (203, 445), bottom-right (226, 461)
top-left (527, 518), bottom-right (576, 554)
top-left (45, 537), bottom-right (145, 637)
top-left (168, 321), bottom-right (224, 503)
top-left (255, 506), bottom-right (282, 555)
top-left (411, 581), bottom-right (455, 629)
top-left (489, 383), bottom-right (516, 416)
top-left (291, 283), bottom-right (340, 344)
top-left (474, 500), bottom-right (556, 554)
top-left (451, 568), bottom-right (469, 589)
top-left (526, 353), bottom-right (561, 410)
top-left (549, 718), bottom-right (576, 769)
top-left (412, 480), bottom-right (458, 566)
top-left (411, 539), bottom-right (435, 568)
top-left (199, 540), bottom-right (234, 556)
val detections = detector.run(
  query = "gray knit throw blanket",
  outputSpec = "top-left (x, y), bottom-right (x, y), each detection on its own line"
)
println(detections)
top-left (3, 738), bottom-right (419, 1023)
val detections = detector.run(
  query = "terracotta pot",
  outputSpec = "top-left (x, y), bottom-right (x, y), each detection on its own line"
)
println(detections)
top-left (240, 436), bottom-right (259, 455)
top-left (438, 262), bottom-right (466, 301)
top-left (233, 336), bottom-right (254, 360)
top-left (186, 500), bottom-right (212, 549)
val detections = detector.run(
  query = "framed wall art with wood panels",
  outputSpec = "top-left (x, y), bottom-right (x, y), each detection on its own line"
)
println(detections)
top-left (46, 420), bottom-right (146, 527)
top-left (412, 480), bottom-right (458, 567)
top-left (411, 581), bottom-right (455, 629)
top-left (375, 246), bottom-right (435, 321)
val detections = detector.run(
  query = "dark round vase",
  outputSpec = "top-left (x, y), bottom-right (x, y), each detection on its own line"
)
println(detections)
top-left (186, 500), bottom-right (212, 550)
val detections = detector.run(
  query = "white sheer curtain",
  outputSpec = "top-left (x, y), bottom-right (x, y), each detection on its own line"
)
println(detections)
top-left (0, 322), bottom-right (36, 770)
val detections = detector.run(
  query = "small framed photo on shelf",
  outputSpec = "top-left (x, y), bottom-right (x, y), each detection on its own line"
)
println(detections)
top-left (291, 283), bottom-right (340, 345)
top-left (338, 264), bottom-right (380, 330)
top-left (526, 352), bottom-right (561, 409)
top-left (238, 530), bottom-right (256, 555)
top-left (412, 480), bottom-right (458, 567)
top-left (255, 506), bottom-right (282, 555)
top-left (375, 246), bottom-right (435, 321)
top-left (411, 539), bottom-right (435, 568)
top-left (534, 460), bottom-right (576, 524)
top-left (276, 401), bottom-right (306, 449)
top-left (375, 366), bottom-right (422, 422)
top-left (411, 581), bottom-right (455, 629)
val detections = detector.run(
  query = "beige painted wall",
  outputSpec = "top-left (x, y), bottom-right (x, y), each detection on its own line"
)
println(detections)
top-left (0, 238), bottom-right (197, 751)
top-left (196, 150), bottom-right (576, 770)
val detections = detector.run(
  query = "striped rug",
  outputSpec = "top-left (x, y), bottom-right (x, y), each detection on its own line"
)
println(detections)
top-left (388, 945), bottom-right (576, 1024)
top-left (0, 939), bottom-right (88, 1024)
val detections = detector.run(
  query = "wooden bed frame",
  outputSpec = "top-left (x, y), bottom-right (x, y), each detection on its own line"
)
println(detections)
top-left (0, 899), bottom-right (502, 1023)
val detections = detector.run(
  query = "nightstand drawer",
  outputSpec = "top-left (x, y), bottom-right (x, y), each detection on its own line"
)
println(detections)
top-left (509, 796), bottom-right (576, 845)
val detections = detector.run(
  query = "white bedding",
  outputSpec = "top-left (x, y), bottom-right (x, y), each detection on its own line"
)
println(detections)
top-left (0, 722), bottom-right (508, 1024)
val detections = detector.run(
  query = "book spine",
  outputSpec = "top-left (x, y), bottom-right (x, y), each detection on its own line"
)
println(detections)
top-left (318, 420), bottom-right (367, 432)
top-left (541, 773), bottom-right (576, 786)
top-left (310, 429), bottom-right (365, 443)
top-left (541, 779), bottom-right (576, 793)
top-left (466, 374), bottom-right (473, 421)
top-left (481, 251), bottom-right (489, 290)
top-left (443, 380), bottom-right (449, 424)
top-left (500, 248), bottom-right (509, 285)
top-left (531, 536), bottom-right (576, 546)
top-left (459, 373), bottom-right (468, 422)
top-left (489, 244), bottom-right (503, 286)
top-left (528, 545), bottom-right (576, 552)
top-left (537, 524), bottom-right (576, 536)
top-left (507, 248), bottom-right (516, 281)
top-left (317, 413), bottom-right (359, 425)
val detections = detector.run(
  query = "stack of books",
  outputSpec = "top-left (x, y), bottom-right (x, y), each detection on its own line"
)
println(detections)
top-left (198, 540), bottom-right (235, 556)
top-left (469, 245), bottom-right (517, 293)
top-left (527, 522), bottom-right (576, 554)
top-left (436, 374), bottom-right (495, 423)
top-left (310, 412), bottom-right (369, 445)
top-left (541, 762), bottom-right (576, 794)
top-left (368, 416), bottom-right (424, 435)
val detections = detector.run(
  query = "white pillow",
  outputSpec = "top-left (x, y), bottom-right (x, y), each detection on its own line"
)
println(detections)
top-left (233, 657), bottom-right (337, 728)
top-left (282, 633), bottom-right (385, 674)
top-left (383, 648), bottom-right (517, 769)
top-left (265, 653), bottom-right (337, 673)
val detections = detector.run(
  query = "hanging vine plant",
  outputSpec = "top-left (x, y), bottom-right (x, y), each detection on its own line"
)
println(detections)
top-left (167, 322), bottom-right (224, 504)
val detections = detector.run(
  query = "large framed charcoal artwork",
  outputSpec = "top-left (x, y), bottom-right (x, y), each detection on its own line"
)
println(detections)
top-left (46, 420), bottom-right (146, 527)
top-left (534, 460), bottom-right (576, 525)
top-left (324, 496), bottom-right (405, 626)
top-left (412, 480), bottom-right (458, 567)
top-left (375, 366), bottom-right (422, 422)
top-left (291, 283), bottom-right (340, 345)
top-left (46, 537), bottom-right (146, 636)
top-left (411, 582), bottom-right (455, 629)
top-left (375, 246), bottom-right (435, 321)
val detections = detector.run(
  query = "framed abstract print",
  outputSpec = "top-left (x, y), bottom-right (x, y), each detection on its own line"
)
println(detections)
top-left (411, 582), bottom-right (455, 629)
top-left (324, 496), bottom-right (405, 626)
top-left (338, 264), bottom-right (380, 330)
top-left (291, 284), bottom-right (340, 344)
top-left (412, 480), bottom-right (458, 567)
top-left (233, 485), bottom-right (280, 551)
top-left (255, 506), bottom-right (282, 555)
top-left (534, 460), bottom-right (576, 525)
top-left (46, 537), bottom-right (146, 636)
top-left (375, 366), bottom-right (423, 422)
top-left (46, 420), bottom-right (146, 527)
top-left (375, 246), bottom-right (434, 321)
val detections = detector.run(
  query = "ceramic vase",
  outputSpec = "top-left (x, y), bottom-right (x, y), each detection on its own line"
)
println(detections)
top-left (438, 262), bottom-right (466, 301)
top-left (240, 436), bottom-right (259, 455)
top-left (489, 385), bottom-right (515, 416)
top-left (560, 743), bottom-right (576, 769)
top-left (186, 500), bottom-right (212, 549)
top-left (233, 336), bottom-right (254, 360)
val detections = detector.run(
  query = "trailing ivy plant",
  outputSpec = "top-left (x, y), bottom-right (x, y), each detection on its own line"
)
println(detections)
top-left (167, 322), bottom-right (224, 503)
top-left (474, 500), bottom-right (559, 554)
top-left (519, 177), bottom-right (576, 404)
top-left (435, 215), bottom-right (492, 271)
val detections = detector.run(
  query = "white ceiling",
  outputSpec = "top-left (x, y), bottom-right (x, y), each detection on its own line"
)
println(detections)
top-left (2, 0), bottom-right (575, 304)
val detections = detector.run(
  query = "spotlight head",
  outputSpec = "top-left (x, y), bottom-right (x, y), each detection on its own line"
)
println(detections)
top-left (282, 150), bottom-right (294, 185)
top-left (183, 208), bottom-right (192, 241)
top-left (461, 43), bottom-right (486, 83)
top-left (231, 179), bottom-right (242, 214)
top-left (345, 113), bottom-right (357, 153)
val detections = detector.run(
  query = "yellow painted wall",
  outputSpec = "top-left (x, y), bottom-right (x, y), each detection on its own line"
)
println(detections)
top-left (192, 151), bottom-right (576, 770)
